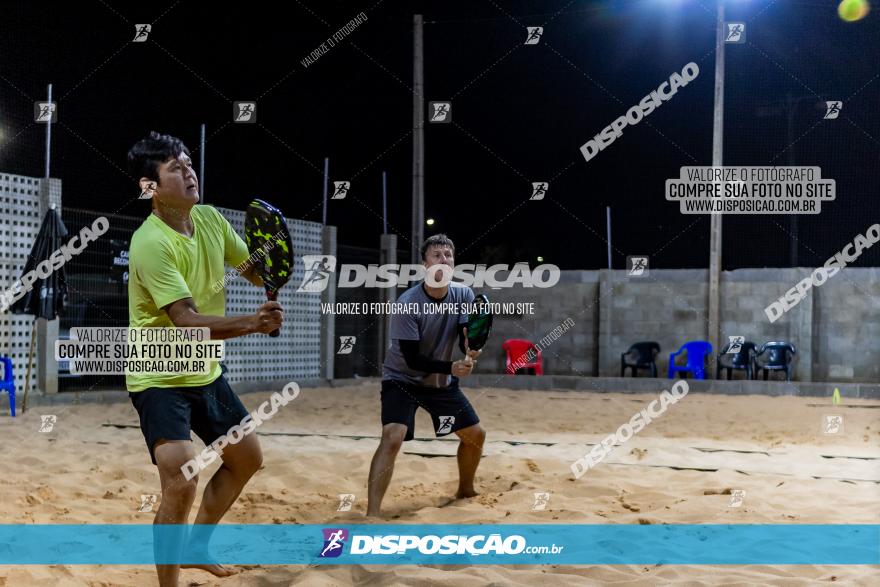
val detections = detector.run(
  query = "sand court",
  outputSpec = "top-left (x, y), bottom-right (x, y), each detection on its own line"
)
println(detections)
top-left (1, 382), bottom-right (878, 585)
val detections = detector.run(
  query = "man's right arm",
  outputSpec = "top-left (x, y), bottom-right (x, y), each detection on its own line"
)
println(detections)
top-left (165, 297), bottom-right (283, 340)
top-left (133, 236), bottom-right (282, 339)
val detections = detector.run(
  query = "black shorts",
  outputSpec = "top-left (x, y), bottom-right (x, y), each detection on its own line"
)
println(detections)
top-left (129, 371), bottom-right (249, 465)
top-left (380, 378), bottom-right (480, 441)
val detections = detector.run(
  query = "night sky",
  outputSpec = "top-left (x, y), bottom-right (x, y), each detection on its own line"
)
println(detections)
top-left (2, 0), bottom-right (878, 269)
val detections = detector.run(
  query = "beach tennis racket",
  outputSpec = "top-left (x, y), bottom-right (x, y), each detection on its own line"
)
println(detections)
top-left (244, 199), bottom-right (294, 337)
top-left (464, 293), bottom-right (493, 352)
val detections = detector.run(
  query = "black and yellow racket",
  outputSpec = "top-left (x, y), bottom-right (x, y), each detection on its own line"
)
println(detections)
top-left (244, 199), bottom-right (294, 337)
top-left (465, 293), bottom-right (493, 352)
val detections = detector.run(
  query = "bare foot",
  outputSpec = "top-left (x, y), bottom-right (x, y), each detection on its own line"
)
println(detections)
top-left (181, 562), bottom-right (238, 577)
top-left (455, 488), bottom-right (478, 499)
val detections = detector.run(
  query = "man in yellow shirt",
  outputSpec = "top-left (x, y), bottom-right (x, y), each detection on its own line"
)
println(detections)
top-left (127, 132), bottom-right (283, 586)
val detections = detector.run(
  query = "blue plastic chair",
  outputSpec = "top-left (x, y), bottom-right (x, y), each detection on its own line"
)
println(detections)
top-left (668, 341), bottom-right (713, 380)
top-left (0, 356), bottom-right (15, 417)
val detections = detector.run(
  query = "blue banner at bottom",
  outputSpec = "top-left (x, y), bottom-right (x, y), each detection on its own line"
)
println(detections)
top-left (0, 525), bottom-right (877, 565)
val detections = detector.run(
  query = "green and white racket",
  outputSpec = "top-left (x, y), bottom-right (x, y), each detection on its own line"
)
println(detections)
top-left (465, 293), bottom-right (493, 352)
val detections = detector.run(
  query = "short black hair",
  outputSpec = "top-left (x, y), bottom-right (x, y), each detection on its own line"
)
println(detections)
top-left (420, 234), bottom-right (455, 260)
top-left (127, 131), bottom-right (190, 184)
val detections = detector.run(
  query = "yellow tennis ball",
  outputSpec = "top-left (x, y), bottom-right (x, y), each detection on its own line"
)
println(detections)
top-left (838, 0), bottom-right (870, 22)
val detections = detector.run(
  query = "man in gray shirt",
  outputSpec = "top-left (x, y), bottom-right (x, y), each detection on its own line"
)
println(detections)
top-left (367, 234), bottom-right (485, 517)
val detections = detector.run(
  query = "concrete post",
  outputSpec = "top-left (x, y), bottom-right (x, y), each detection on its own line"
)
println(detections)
top-left (708, 0), bottom-right (726, 365)
top-left (411, 15), bottom-right (425, 263)
top-left (598, 269), bottom-right (614, 376)
top-left (794, 271), bottom-right (813, 382)
top-left (320, 225), bottom-right (337, 380)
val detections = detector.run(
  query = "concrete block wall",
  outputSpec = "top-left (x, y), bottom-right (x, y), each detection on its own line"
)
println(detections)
top-left (477, 267), bottom-right (880, 383)
top-left (719, 268), bottom-right (812, 381)
top-left (600, 269), bottom-right (709, 377)
top-left (473, 271), bottom-right (599, 376)
top-left (812, 267), bottom-right (880, 382)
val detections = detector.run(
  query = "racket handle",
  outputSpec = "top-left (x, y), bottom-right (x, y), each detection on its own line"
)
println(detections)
top-left (266, 288), bottom-right (281, 338)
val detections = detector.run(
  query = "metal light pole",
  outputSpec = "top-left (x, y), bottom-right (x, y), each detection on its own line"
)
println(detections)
top-left (44, 83), bottom-right (52, 178)
top-left (412, 14), bottom-right (425, 263)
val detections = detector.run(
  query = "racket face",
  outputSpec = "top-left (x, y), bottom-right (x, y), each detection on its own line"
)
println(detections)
top-left (244, 199), bottom-right (294, 293)
top-left (466, 293), bottom-right (493, 351)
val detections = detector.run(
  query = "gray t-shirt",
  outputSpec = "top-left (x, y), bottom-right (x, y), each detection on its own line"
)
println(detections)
top-left (383, 282), bottom-right (475, 388)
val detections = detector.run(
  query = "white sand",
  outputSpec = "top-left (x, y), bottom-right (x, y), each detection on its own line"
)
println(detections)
top-left (1, 382), bottom-right (878, 585)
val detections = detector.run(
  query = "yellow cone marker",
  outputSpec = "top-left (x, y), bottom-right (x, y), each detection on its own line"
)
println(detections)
top-left (832, 388), bottom-right (842, 405)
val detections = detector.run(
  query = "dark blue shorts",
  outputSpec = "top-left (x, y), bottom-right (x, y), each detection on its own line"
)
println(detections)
top-left (129, 371), bottom-right (249, 465)
top-left (380, 378), bottom-right (480, 441)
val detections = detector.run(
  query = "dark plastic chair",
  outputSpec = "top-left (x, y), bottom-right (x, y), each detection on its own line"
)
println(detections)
top-left (621, 342), bottom-right (660, 377)
top-left (756, 341), bottom-right (796, 381)
top-left (503, 339), bottom-right (543, 375)
top-left (716, 341), bottom-right (757, 380)
top-left (0, 356), bottom-right (15, 417)
top-left (668, 341), bottom-right (713, 380)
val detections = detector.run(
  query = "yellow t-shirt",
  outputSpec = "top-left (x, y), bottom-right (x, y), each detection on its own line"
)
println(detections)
top-left (126, 205), bottom-right (250, 392)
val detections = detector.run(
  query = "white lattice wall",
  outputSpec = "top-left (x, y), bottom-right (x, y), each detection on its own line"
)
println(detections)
top-left (0, 174), bottom-right (43, 397)
top-left (216, 207), bottom-right (323, 385)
